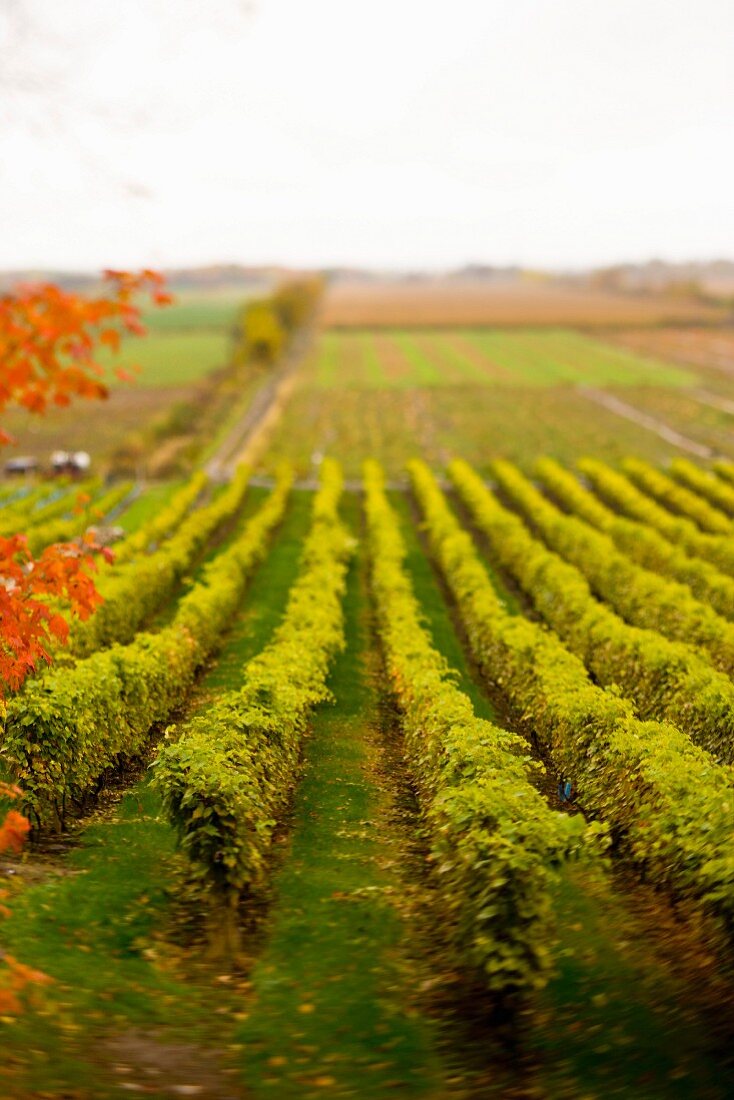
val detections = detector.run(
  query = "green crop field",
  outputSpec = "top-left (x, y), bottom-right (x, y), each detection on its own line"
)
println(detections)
top-left (263, 325), bottom-right (734, 477)
top-left (103, 291), bottom-right (244, 387)
top-left (1, 292), bottom-right (244, 468)
top-left (312, 328), bottom-right (695, 390)
top-left (100, 329), bottom-right (233, 387)
top-left (140, 292), bottom-right (243, 333)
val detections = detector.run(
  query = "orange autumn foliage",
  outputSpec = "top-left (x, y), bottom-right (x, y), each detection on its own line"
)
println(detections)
top-left (0, 785), bottom-right (47, 1011)
top-left (0, 954), bottom-right (51, 1016)
top-left (0, 269), bottom-right (171, 694)
top-left (0, 269), bottom-right (171, 425)
top-left (0, 272), bottom-right (171, 1010)
top-left (0, 810), bottom-right (31, 855)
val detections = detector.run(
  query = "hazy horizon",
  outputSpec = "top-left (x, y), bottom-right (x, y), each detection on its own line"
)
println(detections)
top-left (2, 256), bottom-right (734, 279)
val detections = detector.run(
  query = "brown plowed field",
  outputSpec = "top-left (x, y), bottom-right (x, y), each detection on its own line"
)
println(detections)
top-left (322, 279), bottom-right (725, 328)
top-left (611, 328), bottom-right (734, 375)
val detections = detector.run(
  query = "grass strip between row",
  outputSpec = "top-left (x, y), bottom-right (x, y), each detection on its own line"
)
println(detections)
top-left (536, 457), bottom-right (734, 622)
top-left (112, 469), bottom-right (209, 564)
top-left (494, 461), bottom-right (734, 680)
top-left (409, 459), bottom-right (734, 933)
top-left (453, 459), bottom-right (734, 764)
top-left (580, 457), bottom-right (734, 576)
top-left (154, 458), bottom-right (354, 951)
top-left (2, 465), bottom-right (293, 829)
top-left (364, 459), bottom-right (590, 995)
top-left (67, 466), bottom-right (249, 657)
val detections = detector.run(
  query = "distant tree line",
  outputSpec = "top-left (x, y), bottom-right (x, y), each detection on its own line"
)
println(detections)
top-left (238, 276), bottom-right (323, 367)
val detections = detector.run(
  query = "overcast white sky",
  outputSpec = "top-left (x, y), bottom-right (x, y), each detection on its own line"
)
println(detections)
top-left (0, 0), bottom-right (732, 271)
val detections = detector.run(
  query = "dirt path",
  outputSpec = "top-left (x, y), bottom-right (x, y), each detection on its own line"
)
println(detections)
top-left (692, 388), bottom-right (734, 416)
top-left (206, 330), bottom-right (314, 481)
top-left (578, 384), bottom-right (717, 458)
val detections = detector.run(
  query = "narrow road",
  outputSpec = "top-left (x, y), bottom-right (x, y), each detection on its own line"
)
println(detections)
top-left (578, 384), bottom-right (718, 458)
top-left (206, 329), bottom-right (314, 481)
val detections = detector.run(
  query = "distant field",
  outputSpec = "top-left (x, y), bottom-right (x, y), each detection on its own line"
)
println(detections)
top-left (101, 330), bottom-right (233, 388)
top-left (2, 385), bottom-right (192, 461)
top-left (1, 292), bottom-right (241, 468)
top-left (610, 327), bottom-right (734, 376)
top-left (100, 291), bottom-right (241, 388)
top-left (140, 292), bottom-right (243, 333)
top-left (322, 279), bottom-right (725, 328)
top-left (312, 329), bottom-right (694, 390)
top-left (262, 327), bottom-right (718, 477)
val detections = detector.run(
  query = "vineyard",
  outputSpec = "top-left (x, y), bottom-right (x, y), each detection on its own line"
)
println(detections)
top-left (3, 284), bottom-right (734, 1099)
top-left (264, 326), bottom-right (734, 475)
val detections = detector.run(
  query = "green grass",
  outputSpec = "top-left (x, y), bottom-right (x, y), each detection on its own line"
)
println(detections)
top-left (389, 490), bottom-right (510, 720)
top-left (236, 494), bottom-right (448, 1097)
top-left (394, 484), bottom-right (734, 1098)
top-left (307, 329), bottom-right (695, 392)
top-left (531, 866), bottom-right (734, 1099)
top-left (0, 487), bottom-right (306, 1096)
top-left (100, 330), bottom-right (233, 388)
top-left (191, 489), bottom-right (313, 700)
top-left (0, 782), bottom-right (243, 1097)
top-left (141, 294), bottom-right (243, 334)
top-left (264, 324), bottom-right (709, 477)
top-left (114, 480), bottom-right (186, 535)
top-left (466, 329), bottom-right (695, 387)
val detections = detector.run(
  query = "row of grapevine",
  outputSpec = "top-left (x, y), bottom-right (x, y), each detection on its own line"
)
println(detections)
top-left (25, 478), bottom-right (102, 526)
top-left (154, 459), bottom-right (352, 926)
top-left (25, 480), bottom-right (135, 557)
top-left (453, 460), bottom-right (734, 762)
top-left (623, 458), bottom-right (732, 534)
top-left (493, 461), bottom-right (734, 677)
top-left (3, 466), bottom-right (293, 829)
top-left (536, 458), bottom-right (734, 622)
top-left (66, 466), bottom-right (250, 658)
top-left (0, 481), bottom-right (28, 505)
top-left (408, 460), bottom-right (734, 928)
top-left (0, 478), bottom-right (100, 537)
top-left (363, 459), bottom-right (590, 994)
top-left (112, 470), bottom-right (209, 565)
top-left (714, 460), bottom-right (734, 487)
top-left (580, 459), bottom-right (734, 576)
top-left (670, 458), bottom-right (734, 516)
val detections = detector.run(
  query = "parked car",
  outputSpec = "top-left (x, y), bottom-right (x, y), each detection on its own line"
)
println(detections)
top-left (50, 451), bottom-right (91, 477)
top-left (4, 455), bottom-right (39, 476)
